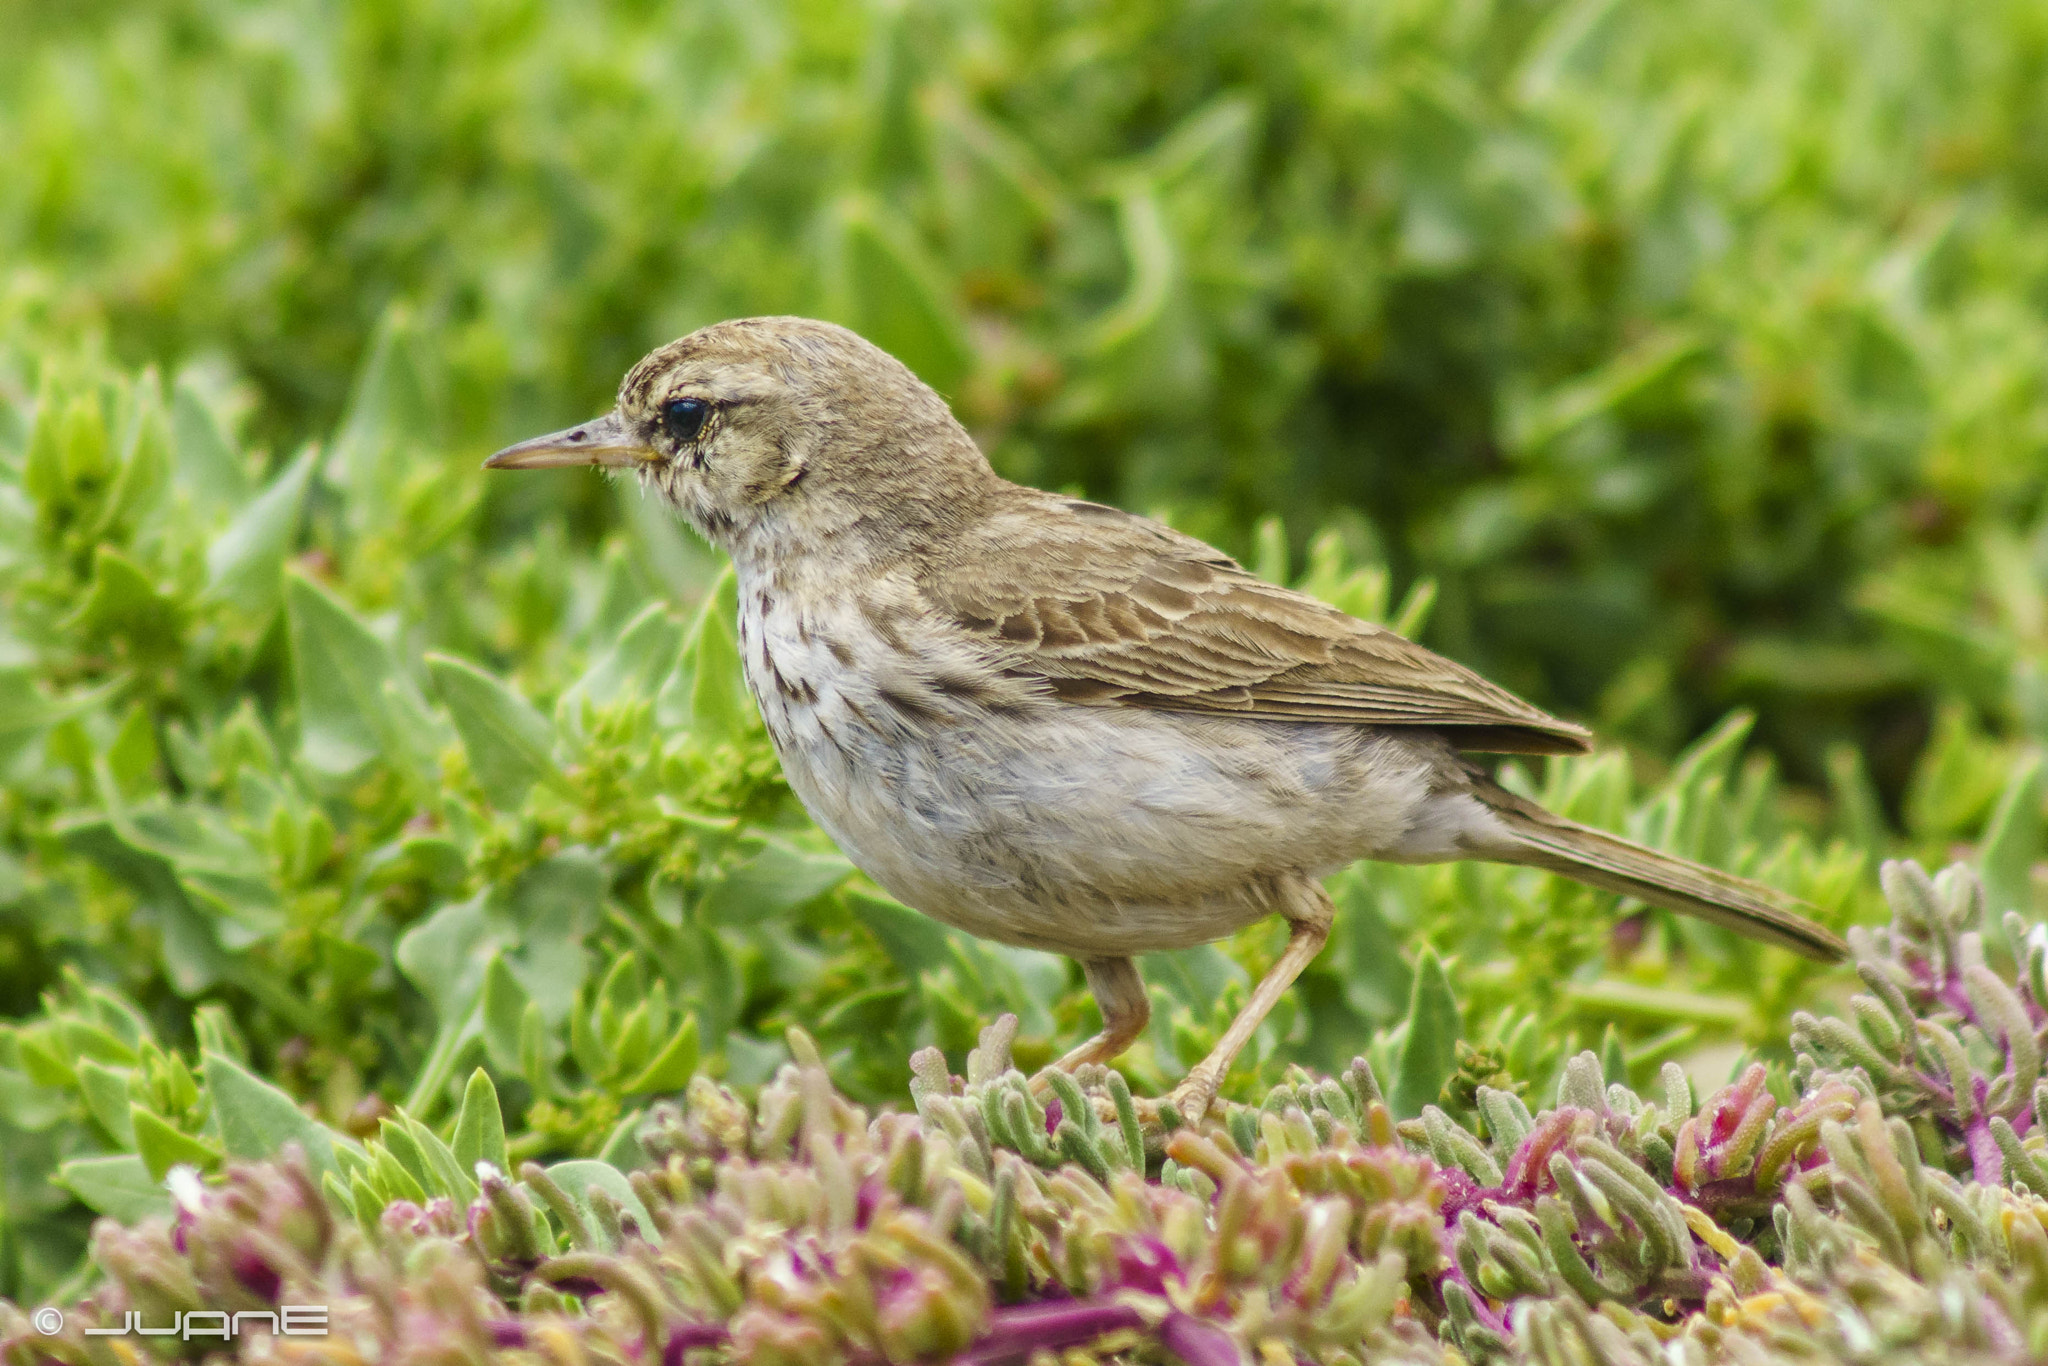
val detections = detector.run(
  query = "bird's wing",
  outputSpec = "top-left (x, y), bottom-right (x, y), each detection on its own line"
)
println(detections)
top-left (918, 495), bottom-right (1593, 755)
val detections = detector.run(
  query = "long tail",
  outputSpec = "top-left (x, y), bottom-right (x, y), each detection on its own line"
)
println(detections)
top-left (1476, 783), bottom-right (1846, 962)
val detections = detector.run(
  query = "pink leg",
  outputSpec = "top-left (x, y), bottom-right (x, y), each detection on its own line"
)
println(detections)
top-left (1049, 956), bottom-right (1151, 1072)
top-left (1168, 876), bottom-right (1333, 1119)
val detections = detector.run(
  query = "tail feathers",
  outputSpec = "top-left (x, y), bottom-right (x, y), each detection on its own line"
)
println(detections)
top-left (1479, 787), bottom-right (1847, 962)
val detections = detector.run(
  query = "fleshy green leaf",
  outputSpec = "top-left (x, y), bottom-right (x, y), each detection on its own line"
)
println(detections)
top-left (286, 572), bottom-right (433, 778)
top-left (400, 1112), bottom-right (475, 1202)
top-left (67, 545), bottom-right (185, 661)
top-left (696, 838), bottom-right (853, 924)
top-left (595, 1110), bottom-right (649, 1171)
top-left (396, 897), bottom-right (496, 1026)
top-left (1333, 869), bottom-right (1413, 1022)
top-left (1979, 753), bottom-right (2044, 924)
top-left (206, 446), bottom-right (314, 618)
top-left (332, 305), bottom-right (439, 516)
top-left (1389, 946), bottom-right (1461, 1119)
top-left (56, 1155), bottom-right (170, 1224)
top-left (0, 670), bottom-right (71, 769)
top-left (377, 1116), bottom-right (434, 1193)
top-left (75, 1058), bottom-right (137, 1146)
top-left (201, 1049), bottom-right (340, 1180)
top-left (106, 702), bottom-right (160, 798)
top-left (685, 565), bottom-right (754, 746)
top-left (428, 652), bottom-right (566, 808)
top-left (480, 953), bottom-right (532, 1074)
top-left (563, 602), bottom-right (682, 716)
top-left (622, 1015), bottom-right (699, 1096)
top-left (132, 1104), bottom-right (224, 1180)
top-left (452, 1068), bottom-right (509, 1176)
top-left (171, 376), bottom-right (252, 515)
top-left (847, 889), bottom-right (957, 975)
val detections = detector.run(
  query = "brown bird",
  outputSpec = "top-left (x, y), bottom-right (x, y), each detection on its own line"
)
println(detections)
top-left (486, 317), bottom-right (1845, 1118)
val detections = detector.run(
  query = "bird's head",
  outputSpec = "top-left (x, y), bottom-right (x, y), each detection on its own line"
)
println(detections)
top-left (485, 317), bottom-right (995, 564)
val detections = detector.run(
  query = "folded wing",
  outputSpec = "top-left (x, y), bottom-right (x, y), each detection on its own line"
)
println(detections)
top-left (920, 495), bottom-right (1593, 755)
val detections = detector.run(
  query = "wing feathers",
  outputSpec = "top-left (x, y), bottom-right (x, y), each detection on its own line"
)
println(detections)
top-left (924, 492), bottom-right (1593, 754)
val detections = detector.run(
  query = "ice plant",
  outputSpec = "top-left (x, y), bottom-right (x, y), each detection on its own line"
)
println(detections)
top-left (8, 861), bottom-right (2048, 1365)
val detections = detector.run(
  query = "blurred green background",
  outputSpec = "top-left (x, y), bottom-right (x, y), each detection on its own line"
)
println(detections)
top-left (4, 0), bottom-right (2048, 1301)
top-left (11, 0), bottom-right (2047, 795)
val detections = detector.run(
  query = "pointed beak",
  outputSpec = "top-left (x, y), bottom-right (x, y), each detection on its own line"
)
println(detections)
top-left (483, 412), bottom-right (654, 470)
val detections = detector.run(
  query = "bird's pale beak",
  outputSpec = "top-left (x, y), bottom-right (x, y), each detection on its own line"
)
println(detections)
top-left (483, 412), bottom-right (654, 470)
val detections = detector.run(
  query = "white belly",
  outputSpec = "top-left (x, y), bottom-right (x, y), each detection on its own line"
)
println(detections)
top-left (736, 583), bottom-right (1501, 956)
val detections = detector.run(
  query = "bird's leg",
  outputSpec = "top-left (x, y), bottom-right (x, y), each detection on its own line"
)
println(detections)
top-left (1168, 878), bottom-right (1334, 1121)
top-left (1048, 956), bottom-right (1151, 1073)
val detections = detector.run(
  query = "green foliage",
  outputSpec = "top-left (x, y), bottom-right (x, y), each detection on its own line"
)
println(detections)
top-left (7, 0), bottom-right (2048, 780)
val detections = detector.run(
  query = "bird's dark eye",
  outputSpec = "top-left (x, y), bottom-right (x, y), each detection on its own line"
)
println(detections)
top-left (660, 397), bottom-right (709, 443)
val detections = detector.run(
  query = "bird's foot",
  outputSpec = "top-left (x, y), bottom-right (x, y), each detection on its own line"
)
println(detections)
top-left (1099, 1073), bottom-right (1220, 1136)
top-left (1157, 1070), bottom-right (1222, 1128)
top-left (1025, 1060), bottom-right (1222, 1140)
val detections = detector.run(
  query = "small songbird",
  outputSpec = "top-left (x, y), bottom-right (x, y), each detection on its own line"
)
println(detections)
top-left (487, 317), bottom-right (1845, 1117)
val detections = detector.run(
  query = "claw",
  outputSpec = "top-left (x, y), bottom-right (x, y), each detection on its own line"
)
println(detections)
top-left (1166, 1075), bottom-right (1221, 1125)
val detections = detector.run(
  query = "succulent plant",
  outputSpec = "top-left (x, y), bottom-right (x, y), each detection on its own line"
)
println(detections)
top-left (6, 859), bottom-right (2048, 1364)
